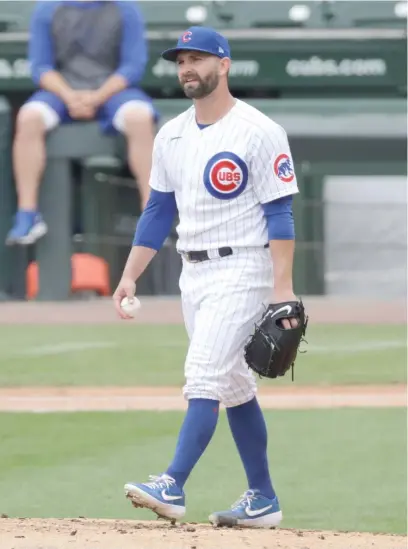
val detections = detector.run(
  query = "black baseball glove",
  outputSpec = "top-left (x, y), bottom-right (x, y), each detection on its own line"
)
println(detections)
top-left (244, 300), bottom-right (308, 381)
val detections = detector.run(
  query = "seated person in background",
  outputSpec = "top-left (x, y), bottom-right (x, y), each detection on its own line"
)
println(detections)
top-left (6, 0), bottom-right (157, 246)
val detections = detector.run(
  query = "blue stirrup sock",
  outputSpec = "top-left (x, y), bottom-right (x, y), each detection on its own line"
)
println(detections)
top-left (226, 397), bottom-right (276, 499)
top-left (166, 398), bottom-right (219, 488)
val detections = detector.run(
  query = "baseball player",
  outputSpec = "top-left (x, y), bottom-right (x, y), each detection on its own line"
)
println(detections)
top-left (113, 26), bottom-right (299, 528)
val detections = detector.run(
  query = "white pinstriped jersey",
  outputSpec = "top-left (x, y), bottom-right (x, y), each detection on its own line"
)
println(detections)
top-left (150, 99), bottom-right (299, 251)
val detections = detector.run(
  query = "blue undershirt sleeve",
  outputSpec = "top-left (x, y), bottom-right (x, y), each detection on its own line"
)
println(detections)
top-left (132, 189), bottom-right (178, 251)
top-left (261, 194), bottom-right (295, 240)
top-left (116, 1), bottom-right (148, 86)
top-left (29, 1), bottom-right (56, 85)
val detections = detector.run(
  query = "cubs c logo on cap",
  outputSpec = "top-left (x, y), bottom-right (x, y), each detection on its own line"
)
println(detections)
top-left (203, 152), bottom-right (248, 200)
top-left (274, 153), bottom-right (295, 183)
top-left (182, 31), bottom-right (192, 43)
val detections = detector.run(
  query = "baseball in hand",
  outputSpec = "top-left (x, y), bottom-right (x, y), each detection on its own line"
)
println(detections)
top-left (120, 296), bottom-right (141, 317)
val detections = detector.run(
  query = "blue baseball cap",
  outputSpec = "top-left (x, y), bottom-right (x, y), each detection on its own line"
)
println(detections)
top-left (161, 26), bottom-right (231, 63)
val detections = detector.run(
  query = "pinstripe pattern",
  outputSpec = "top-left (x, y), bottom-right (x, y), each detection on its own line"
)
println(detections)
top-left (180, 248), bottom-right (272, 406)
top-left (150, 99), bottom-right (299, 251)
top-left (150, 99), bottom-right (297, 406)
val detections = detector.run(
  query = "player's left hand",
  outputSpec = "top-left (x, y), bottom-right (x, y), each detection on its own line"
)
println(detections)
top-left (65, 91), bottom-right (96, 119)
top-left (271, 290), bottom-right (299, 329)
top-left (245, 298), bottom-right (308, 380)
top-left (78, 90), bottom-right (103, 110)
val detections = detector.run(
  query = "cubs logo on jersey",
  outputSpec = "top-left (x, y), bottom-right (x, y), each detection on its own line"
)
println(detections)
top-left (274, 153), bottom-right (295, 184)
top-left (203, 152), bottom-right (248, 200)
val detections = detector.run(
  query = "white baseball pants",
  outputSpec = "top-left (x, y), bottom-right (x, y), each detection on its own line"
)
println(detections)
top-left (179, 248), bottom-right (273, 407)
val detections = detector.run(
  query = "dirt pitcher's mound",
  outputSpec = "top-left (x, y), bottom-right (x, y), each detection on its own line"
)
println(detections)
top-left (1, 518), bottom-right (406, 549)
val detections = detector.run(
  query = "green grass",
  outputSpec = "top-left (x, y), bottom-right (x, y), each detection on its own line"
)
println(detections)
top-left (0, 324), bottom-right (405, 387)
top-left (0, 409), bottom-right (405, 534)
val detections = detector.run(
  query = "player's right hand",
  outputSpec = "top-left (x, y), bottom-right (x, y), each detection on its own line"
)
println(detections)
top-left (112, 277), bottom-right (137, 320)
top-left (64, 90), bottom-right (96, 120)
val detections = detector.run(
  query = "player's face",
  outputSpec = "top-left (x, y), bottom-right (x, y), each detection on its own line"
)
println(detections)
top-left (176, 52), bottom-right (222, 99)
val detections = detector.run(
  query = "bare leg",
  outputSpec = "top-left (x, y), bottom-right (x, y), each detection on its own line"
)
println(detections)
top-left (13, 107), bottom-right (48, 211)
top-left (6, 107), bottom-right (49, 245)
top-left (122, 108), bottom-right (155, 210)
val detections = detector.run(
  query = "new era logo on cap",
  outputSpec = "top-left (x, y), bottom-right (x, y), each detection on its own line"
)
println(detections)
top-left (161, 26), bottom-right (231, 63)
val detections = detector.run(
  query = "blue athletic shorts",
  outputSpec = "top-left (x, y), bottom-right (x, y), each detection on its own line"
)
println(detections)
top-left (25, 88), bottom-right (160, 134)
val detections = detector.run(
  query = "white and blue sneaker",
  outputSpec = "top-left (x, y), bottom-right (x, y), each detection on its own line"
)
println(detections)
top-left (124, 474), bottom-right (185, 522)
top-left (209, 489), bottom-right (282, 528)
top-left (6, 210), bottom-right (48, 246)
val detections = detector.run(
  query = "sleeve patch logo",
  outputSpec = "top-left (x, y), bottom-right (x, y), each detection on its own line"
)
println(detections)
top-left (274, 153), bottom-right (295, 183)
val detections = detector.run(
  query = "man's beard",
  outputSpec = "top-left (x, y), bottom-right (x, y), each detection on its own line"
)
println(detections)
top-left (182, 72), bottom-right (219, 99)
